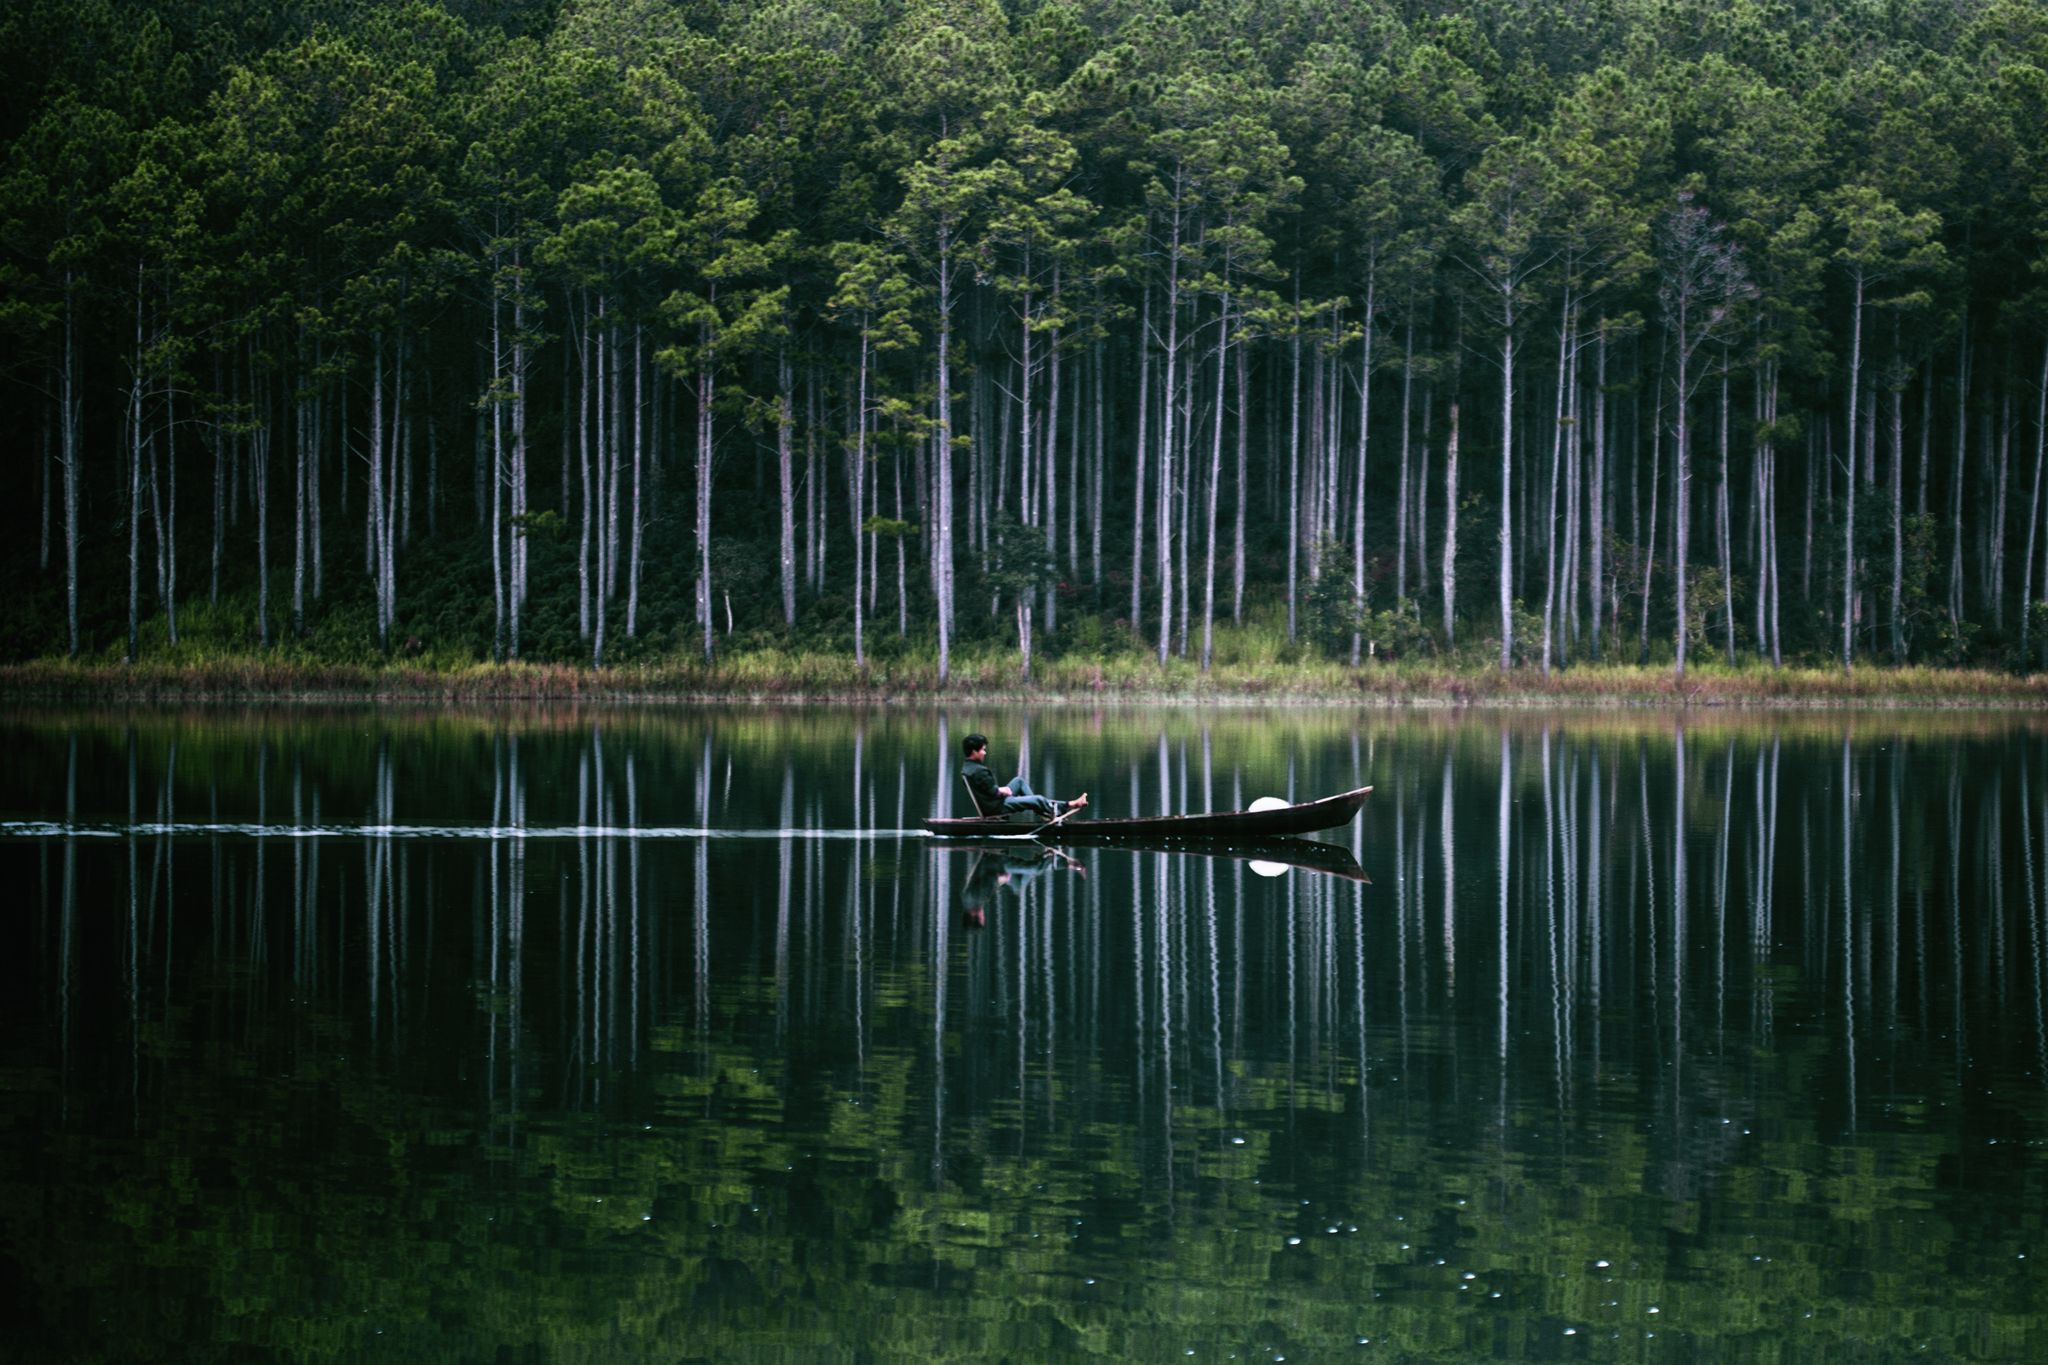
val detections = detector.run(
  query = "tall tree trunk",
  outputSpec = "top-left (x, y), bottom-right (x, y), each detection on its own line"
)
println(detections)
top-left (1287, 282), bottom-right (1302, 640)
top-left (1842, 277), bottom-right (1864, 669)
top-left (1949, 320), bottom-right (1969, 626)
top-left (934, 224), bottom-right (956, 684)
top-left (253, 353), bottom-right (271, 650)
top-left (1201, 293), bottom-right (1229, 671)
top-left (1890, 331), bottom-right (1906, 662)
top-left (490, 259), bottom-right (506, 660)
top-left (1396, 313), bottom-right (1414, 605)
top-left (293, 325), bottom-right (308, 640)
top-left (627, 325), bottom-right (643, 637)
top-left (1993, 388), bottom-right (2013, 629)
top-left (1718, 366), bottom-right (1736, 665)
top-left (127, 268), bottom-right (144, 664)
top-left (605, 315), bottom-right (622, 610)
top-left (1130, 285), bottom-right (1151, 638)
top-left (851, 329), bottom-right (869, 668)
top-left (510, 259), bottom-right (526, 658)
top-left (40, 407), bottom-right (51, 574)
top-left (576, 295), bottom-right (592, 643)
top-left (1232, 332), bottom-right (1249, 623)
top-left (2018, 337), bottom-right (2048, 669)
top-left (779, 342), bottom-right (797, 628)
top-left (61, 280), bottom-right (80, 656)
top-left (697, 306), bottom-right (716, 664)
top-left (1675, 305), bottom-right (1693, 677)
top-left (1639, 339), bottom-right (1666, 662)
top-left (1091, 341), bottom-right (1106, 594)
top-left (1350, 267), bottom-right (1376, 666)
top-left (1043, 309), bottom-right (1062, 637)
top-left (1156, 194), bottom-right (1184, 666)
top-left (1417, 384), bottom-right (1432, 622)
top-left (1590, 328), bottom-right (1607, 661)
top-left (1540, 298), bottom-right (1570, 675)
top-left (1442, 399), bottom-right (1459, 642)
top-left (163, 366), bottom-right (178, 645)
top-left (1498, 299), bottom-right (1517, 671)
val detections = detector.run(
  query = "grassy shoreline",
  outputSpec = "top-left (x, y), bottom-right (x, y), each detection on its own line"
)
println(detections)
top-left (6, 651), bottom-right (2048, 707)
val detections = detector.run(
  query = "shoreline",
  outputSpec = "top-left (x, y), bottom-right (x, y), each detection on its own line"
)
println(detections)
top-left (6, 656), bottom-right (2048, 709)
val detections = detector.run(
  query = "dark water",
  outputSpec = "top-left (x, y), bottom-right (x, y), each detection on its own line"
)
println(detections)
top-left (2, 705), bottom-right (2044, 1362)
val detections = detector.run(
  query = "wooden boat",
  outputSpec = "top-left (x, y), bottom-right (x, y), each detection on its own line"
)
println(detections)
top-left (920, 783), bottom-right (1372, 841)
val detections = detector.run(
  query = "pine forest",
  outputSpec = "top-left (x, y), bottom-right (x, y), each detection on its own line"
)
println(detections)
top-left (5, 0), bottom-right (2048, 685)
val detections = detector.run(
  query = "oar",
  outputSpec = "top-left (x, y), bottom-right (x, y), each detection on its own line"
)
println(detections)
top-left (1033, 793), bottom-right (1089, 840)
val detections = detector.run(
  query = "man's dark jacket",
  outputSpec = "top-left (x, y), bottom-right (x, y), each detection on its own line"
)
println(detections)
top-left (962, 759), bottom-right (1002, 813)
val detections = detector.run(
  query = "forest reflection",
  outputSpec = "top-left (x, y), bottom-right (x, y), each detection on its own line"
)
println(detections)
top-left (6, 707), bottom-right (2047, 1358)
top-left (17, 710), bottom-right (2047, 1139)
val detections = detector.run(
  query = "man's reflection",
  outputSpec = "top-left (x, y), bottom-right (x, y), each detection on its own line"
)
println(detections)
top-left (960, 846), bottom-right (1084, 927)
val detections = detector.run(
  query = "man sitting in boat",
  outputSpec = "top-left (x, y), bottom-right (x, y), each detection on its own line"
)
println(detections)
top-left (960, 734), bottom-right (1088, 820)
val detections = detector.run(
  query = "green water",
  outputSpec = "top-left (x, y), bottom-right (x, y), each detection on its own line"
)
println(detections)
top-left (2, 706), bottom-right (2044, 1362)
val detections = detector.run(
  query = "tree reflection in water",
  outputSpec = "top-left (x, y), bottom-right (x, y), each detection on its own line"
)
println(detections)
top-left (1, 707), bottom-right (2045, 1361)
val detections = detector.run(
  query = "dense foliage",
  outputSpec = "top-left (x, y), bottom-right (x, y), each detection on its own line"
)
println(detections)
top-left (3, 0), bottom-right (2046, 678)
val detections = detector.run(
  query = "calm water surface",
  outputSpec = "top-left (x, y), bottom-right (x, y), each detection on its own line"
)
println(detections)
top-left (2, 705), bottom-right (2044, 1362)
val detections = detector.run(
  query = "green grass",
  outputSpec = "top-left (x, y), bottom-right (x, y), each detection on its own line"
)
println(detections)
top-left (7, 629), bottom-right (2048, 706)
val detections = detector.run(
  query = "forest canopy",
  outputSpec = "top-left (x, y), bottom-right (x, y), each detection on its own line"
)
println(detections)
top-left (2, 0), bottom-right (2046, 679)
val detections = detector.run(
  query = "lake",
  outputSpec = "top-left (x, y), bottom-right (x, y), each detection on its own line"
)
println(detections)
top-left (2, 704), bottom-right (2044, 1362)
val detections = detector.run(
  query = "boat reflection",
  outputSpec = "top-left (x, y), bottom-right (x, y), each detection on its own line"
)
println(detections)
top-left (935, 834), bottom-right (1368, 920)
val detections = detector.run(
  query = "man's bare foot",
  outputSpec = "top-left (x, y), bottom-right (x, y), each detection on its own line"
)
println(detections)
top-left (1069, 792), bottom-right (1089, 811)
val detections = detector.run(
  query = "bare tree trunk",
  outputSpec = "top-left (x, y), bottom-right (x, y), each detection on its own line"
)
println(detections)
top-left (1498, 303), bottom-right (1517, 671)
top-left (592, 303), bottom-right (610, 666)
top-left (697, 309), bottom-right (716, 664)
top-left (1590, 329), bottom-right (1607, 661)
top-left (127, 269), bottom-right (144, 663)
top-left (40, 406), bottom-right (52, 574)
top-left (1287, 283), bottom-right (1302, 640)
top-left (1918, 358), bottom-right (1932, 517)
top-left (490, 261), bottom-right (506, 660)
top-left (1416, 384), bottom-right (1432, 621)
top-left (893, 439), bottom-right (907, 637)
top-left (2017, 337), bottom-right (2048, 669)
top-left (1091, 341), bottom-right (1105, 594)
top-left (1993, 388), bottom-right (2013, 629)
top-left (1949, 320), bottom-right (1969, 626)
top-left (293, 326), bottom-right (308, 640)
top-left (778, 342), bottom-right (797, 628)
top-left (605, 315), bottom-right (622, 610)
top-left (510, 260), bottom-right (526, 658)
top-left (934, 226), bottom-right (956, 684)
top-left (1350, 268), bottom-right (1376, 666)
top-left (164, 367), bottom-right (178, 645)
top-left (1233, 333), bottom-right (1249, 623)
top-left (1842, 278), bottom-right (1864, 670)
top-left (1157, 198), bottom-right (1184, 667)
top-left (851, 330), bottom-right (869, 668)
top-left (1131, 286), bottom-right (1151, 637)
top-left (1563, 342), bottom-right (1582, 652)
top-left (1675, 313), bottom-right (1693, 677)
top-left (253, 355), bottom-right (271, 650)
top-left (1639, 339), bottom-right (1667, 662)
top-left (1540, 298), bottom-right (1570, 675)
top-left (576, 294), bottom-right (592, 643)
top-left (61, 283), bottom-right (80, 656)
top-left (1396, 313), bottom-right (1413, 605)
top-left (1719, 367), bottom-right (1736, 665)
top-left (1890, 335), bottom-right (1906, 661)
top-left (1201, 294), bottom-right (1229, 671)
top-left (627, 325), bottom-right (643, 638)
top-left (1043, 308), bottom-right (1062, 637)
top-left (1442, 399), bottom-right (1459, 642)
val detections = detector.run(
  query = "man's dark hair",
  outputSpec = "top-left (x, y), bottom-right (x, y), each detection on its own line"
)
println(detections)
top-left (963, 733), bottom-right (987, 757)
